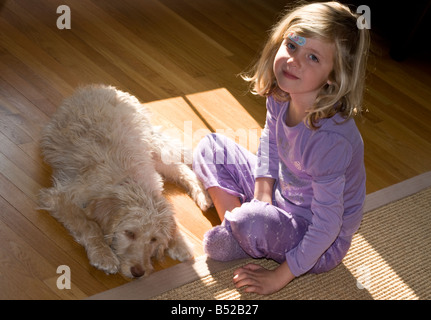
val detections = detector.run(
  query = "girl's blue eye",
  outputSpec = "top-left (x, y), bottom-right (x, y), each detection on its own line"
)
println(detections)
top-left (308, 54), bottom-right (319, 62)
top-left (286, 42), bottom-right (296, 51)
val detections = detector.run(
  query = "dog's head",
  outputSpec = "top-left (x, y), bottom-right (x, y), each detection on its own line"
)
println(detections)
top-left (88, 187), bottom-right (177, 278)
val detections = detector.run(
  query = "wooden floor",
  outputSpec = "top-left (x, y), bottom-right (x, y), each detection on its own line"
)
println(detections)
top-left (0, 0), bottom-right (430, 299)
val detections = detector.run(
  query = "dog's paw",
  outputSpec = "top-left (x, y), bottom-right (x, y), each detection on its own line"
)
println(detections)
top-left (194, 190), bottom-right (213, 212)
top-left (167, 245), bottom-right (193, 262)
top-left (167, 235), bottom-right (194, 262)
top-left (88, 247), bottom-right (120, 274)
top-left (37, 188), bottom-right (59, 211)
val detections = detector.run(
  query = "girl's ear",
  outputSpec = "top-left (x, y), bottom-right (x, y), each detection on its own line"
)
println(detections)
top-left (327, 79), bottom-right (333, 85)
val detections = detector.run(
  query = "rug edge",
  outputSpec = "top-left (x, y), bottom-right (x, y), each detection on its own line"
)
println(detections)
top-left (86, 255), bottom-right (250, 300)
top-left (363, 171), bottom-right (431, 212)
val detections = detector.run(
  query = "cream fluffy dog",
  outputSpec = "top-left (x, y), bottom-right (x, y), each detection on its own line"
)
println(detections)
top-left (38, 84), bottom-right (211, 278)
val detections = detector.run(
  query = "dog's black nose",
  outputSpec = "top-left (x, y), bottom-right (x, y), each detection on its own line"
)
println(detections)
top-left (131, 265), bottom-right (145, 277)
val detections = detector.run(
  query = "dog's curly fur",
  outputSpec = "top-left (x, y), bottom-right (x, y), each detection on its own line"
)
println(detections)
top-left (38, 84), bottom-right (212, 278)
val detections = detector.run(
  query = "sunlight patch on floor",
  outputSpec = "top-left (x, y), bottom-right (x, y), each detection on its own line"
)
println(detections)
top-left (343, 233), bottom-right (418, 300)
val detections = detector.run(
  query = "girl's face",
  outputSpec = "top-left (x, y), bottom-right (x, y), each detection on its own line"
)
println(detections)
top-left (273, 35), bottom-right (335, 99)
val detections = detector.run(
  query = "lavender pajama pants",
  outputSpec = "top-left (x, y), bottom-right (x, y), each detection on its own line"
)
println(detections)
top-left (193, 133), bottom-right (350, 275)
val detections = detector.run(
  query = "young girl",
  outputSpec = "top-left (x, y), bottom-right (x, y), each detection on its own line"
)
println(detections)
top-left (193, 1), bottom-right (370, 295)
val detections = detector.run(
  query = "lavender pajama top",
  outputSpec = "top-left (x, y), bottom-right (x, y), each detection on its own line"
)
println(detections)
top-left (193, 96), bottom-right (366, 276)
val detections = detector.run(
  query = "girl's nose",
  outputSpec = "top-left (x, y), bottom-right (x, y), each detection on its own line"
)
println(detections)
top-left (287, 56), bottom-right (299, 68)
top-left (285, 48), bottom-right (301, 68)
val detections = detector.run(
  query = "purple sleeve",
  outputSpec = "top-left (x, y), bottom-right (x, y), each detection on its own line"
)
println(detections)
top-left (285, 131), bottom-right (353, 276)
top-left (255, 97), bottom-right (279, 179)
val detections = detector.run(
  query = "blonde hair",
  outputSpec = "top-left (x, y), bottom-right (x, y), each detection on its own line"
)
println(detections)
top-left (243, 1), bottom-right (370, 129)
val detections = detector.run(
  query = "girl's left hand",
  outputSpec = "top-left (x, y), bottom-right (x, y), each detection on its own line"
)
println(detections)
top-left (233, 261), bottom-right (295, 295)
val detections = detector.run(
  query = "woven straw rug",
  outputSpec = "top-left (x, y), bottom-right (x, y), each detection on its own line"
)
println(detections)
top-left (89, 172), bottom-right (431, 300)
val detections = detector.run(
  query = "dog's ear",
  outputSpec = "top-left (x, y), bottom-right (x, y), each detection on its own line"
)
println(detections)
top-left (86, 198), bottom-right (123, 233)
top-left (152, 199), bottom-right (177, 239)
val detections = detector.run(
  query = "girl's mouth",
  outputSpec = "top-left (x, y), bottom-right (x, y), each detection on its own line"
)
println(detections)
top-left (283, 70), bottom-right (299, 80)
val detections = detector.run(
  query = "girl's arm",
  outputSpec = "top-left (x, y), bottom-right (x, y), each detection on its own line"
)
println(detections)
top-left (286, 131), bottom-right (355, 276)
top-left (255, 97), bottom-right (280, 182)
top-left (254, 177), bottom-right (275, 204)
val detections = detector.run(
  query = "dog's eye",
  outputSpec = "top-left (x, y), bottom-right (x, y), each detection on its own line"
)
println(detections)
top-left (150, 237), bottom-right (157, 243)
top-left (124, 230), bottom-right (135, 240)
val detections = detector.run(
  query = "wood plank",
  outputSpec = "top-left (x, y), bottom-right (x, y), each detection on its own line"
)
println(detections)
top-left (0, 194), bottom-right (123, 298)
